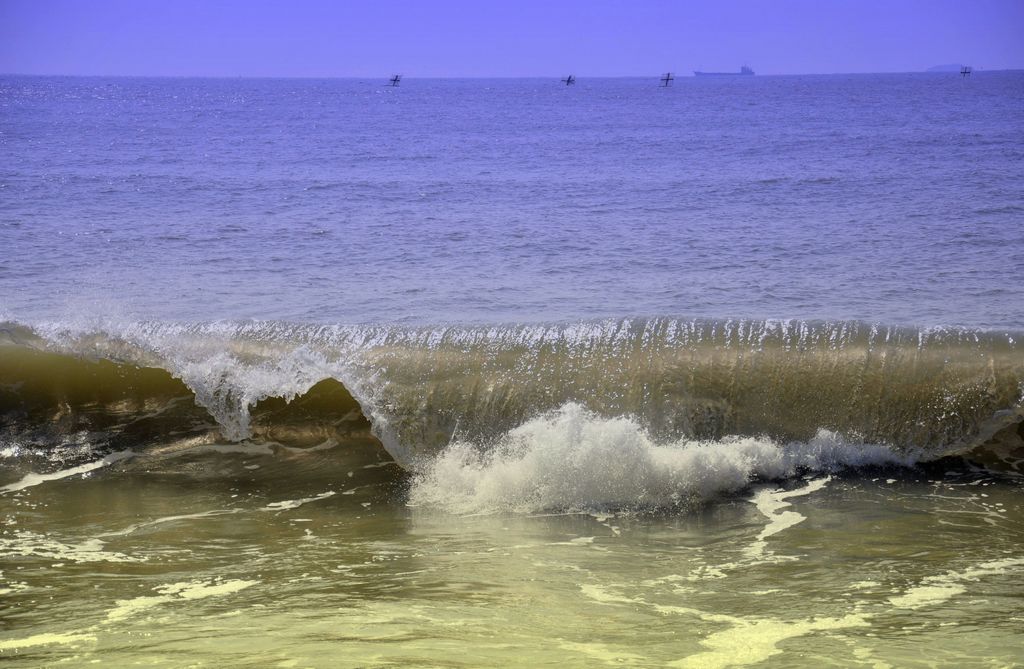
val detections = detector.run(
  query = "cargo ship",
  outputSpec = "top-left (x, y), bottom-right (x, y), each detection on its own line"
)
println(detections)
top-left (694, 65), bottom-right (754, 77)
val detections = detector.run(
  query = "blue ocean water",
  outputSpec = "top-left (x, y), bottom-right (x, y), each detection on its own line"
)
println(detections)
top-left (2, 73), bottom-right (1023, 327)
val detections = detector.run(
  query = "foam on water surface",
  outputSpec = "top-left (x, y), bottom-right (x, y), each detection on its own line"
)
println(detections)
top-left (106, 579), bottom-right (259, 622)
top-left (744, 477), bottom-right (831, 560)
top-left (1, 451), bottom-right (135, 494)
top-left (262, 490), bottom-right (336, 512)
top-left (0, 633), bottom-right (97, 652)
top-left (668, 613), bottom-right (872, 669)
top-left (0, 530), bottom-right (140, 563)
top-left (889, 557), bottom-right (1024, 609)
top-left (409, 404), bottom-right (907, 513)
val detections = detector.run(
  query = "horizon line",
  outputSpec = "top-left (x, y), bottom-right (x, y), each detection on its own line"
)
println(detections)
top-left (1, 68), bottom-right (1021, 80)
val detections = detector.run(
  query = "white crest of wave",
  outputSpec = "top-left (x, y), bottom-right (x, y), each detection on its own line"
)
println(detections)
top-left (173, 346), bottom-right (339, 440)
top-left (27, 317), bottom-right (354, 442)
top-left (409, 403), bottom-right (911, 514)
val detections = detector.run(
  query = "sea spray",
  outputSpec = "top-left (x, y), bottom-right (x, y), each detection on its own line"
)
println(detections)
top-left (407, 403), bottom-right (913, 513)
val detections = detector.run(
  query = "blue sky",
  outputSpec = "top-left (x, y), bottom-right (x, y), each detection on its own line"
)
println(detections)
top-left (1, 0), bottom-right (1022, 77)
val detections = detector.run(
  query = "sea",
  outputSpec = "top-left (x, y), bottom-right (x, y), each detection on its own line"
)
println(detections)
top-left (1, 72), bottom-right (1023, 667)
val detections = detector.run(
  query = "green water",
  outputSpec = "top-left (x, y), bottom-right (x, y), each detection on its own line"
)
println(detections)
top-left (2, 442), bottom-right (1022, 668)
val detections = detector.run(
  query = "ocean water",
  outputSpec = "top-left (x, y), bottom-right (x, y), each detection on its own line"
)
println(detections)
top-left (1, 73), bottom-right (1024, 667)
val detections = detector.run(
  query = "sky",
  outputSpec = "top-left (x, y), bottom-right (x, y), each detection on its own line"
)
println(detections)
top-left (1, 0), bottom-right (1022, 77)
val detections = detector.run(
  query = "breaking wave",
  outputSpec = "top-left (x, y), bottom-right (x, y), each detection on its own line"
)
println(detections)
top-left (2, 316), bottom-right (1023, 506)
top-left (408, 403), bottom-right (912, 513)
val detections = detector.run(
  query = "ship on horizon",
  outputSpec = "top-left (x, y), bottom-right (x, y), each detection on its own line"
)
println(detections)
top-left (694, 65), bottom-right (754, 77)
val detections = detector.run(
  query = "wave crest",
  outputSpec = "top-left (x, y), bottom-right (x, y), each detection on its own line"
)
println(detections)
top-left (3, 317), bottom-right (1023, 470)
top-left (408, 403), bottom-right (912, 514)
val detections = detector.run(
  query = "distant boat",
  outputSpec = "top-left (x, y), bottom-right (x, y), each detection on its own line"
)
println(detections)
top-left (694, 66), bottom-right (754, 77)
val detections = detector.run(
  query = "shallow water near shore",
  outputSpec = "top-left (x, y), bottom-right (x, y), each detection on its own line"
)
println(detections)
top-left (2, 439), bottom-right (1023, 668)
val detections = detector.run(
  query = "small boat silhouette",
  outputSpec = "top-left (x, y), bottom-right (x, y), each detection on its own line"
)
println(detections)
top-left (694, 66), bottom-right (754, 77)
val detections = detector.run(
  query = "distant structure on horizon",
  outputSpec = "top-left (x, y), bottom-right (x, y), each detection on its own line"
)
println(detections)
top-left (694, 66), bottom-right (755, 77)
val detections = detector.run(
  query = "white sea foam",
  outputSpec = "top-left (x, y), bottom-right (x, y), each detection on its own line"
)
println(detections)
top-left (98, 491), bottom-right (337, 539)
top-left (745, 477), bottom-right (831, 560)
top-left (106, 578), bottom-right (259, 622)
top-left (0, 632), bottom-right (97, 651)
top-left (100, 509), bottom-right (243, 538)
top-left (889, 557), bottom-right (1024, 609)
top-left (668, 612), bottom-right (870, 669)
top-left (580, 581), bottom-right (869, 668)
top-left (0, 451), bottom-right (134, 494)
top-left (262, 490), bottom-right (336, 511)
top-left (0, 530), bottom-right (140, 563)
top-left (170, 346), bottom-right (340, 440)
top-left (409, 403), bottom-right (909, 514)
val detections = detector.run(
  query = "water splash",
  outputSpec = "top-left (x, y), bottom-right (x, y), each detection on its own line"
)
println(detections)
top-left (408, 403), bottom-right (912, 513)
